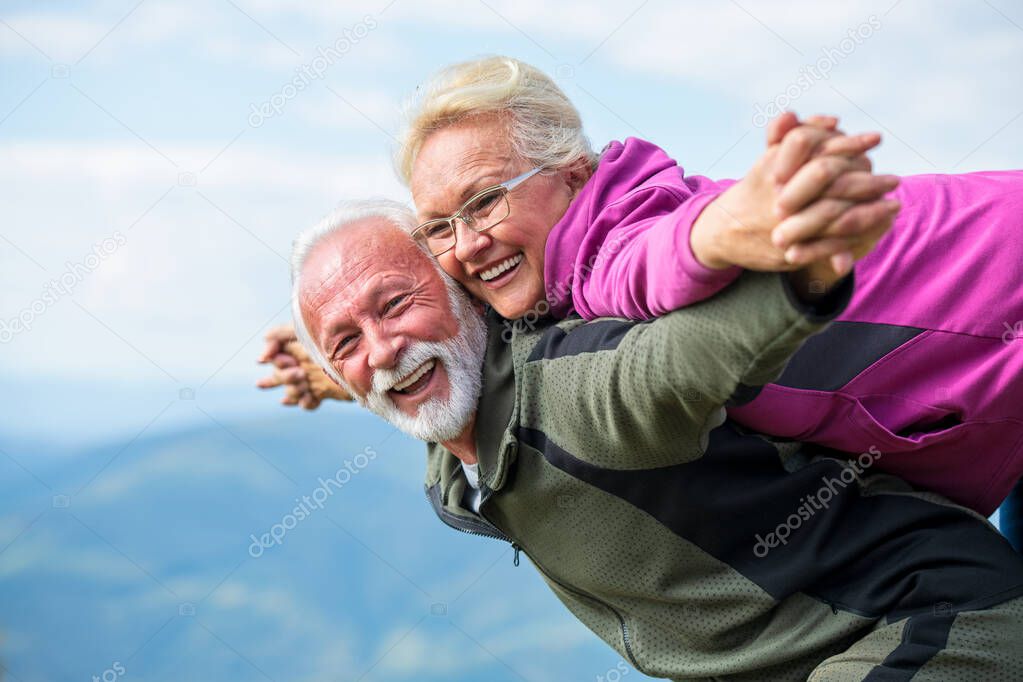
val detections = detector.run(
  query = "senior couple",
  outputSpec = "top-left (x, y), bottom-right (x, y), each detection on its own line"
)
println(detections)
top-left (259, 57), bottom-right (1023, 680)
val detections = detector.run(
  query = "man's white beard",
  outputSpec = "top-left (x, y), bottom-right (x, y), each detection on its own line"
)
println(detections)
top-left (348, 281), bottom-right (487, 443)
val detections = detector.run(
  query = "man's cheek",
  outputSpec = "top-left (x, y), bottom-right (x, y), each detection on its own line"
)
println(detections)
top-left (340, 366), bottom-right (370, 400)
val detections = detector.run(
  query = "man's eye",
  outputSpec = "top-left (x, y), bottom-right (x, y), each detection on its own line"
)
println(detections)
top-left (384, 294), bottom-right (408, 312)
top-left (336, 334), bottom-right (357, 353)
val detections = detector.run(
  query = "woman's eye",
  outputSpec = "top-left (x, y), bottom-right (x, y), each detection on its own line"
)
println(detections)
top-left (470, 193), bottom-right (498, 214)
top-left (425, 223), bottom-right (451, 239)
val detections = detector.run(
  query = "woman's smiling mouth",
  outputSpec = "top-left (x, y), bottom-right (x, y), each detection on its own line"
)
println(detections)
top-left (478, 253), bottom-right (524, 288)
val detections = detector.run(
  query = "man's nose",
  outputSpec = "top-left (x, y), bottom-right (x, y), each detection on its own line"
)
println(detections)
top-left (366, 329), bottom-right (404, 370)
top-left (453, 221), bottom-right (491, 264)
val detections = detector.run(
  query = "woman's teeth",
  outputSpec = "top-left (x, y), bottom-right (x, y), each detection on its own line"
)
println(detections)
top-left (392, 359), bottom-right (435, 392)
top-left (479, 253), bottom-right (524, 282)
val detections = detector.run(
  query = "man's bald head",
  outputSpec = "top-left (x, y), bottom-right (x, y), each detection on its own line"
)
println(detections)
top-left (290, 199), bottom-right (487, 443)
top-left (290, 199), bottom-right (433, 383)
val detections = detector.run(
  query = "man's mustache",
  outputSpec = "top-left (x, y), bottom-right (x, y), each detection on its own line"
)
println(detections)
top-left (367, 342), bottom-right (442, 399)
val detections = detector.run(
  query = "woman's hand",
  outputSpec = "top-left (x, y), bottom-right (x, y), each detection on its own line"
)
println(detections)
top-left (767, 112), bottom-right (901, 272)
top-left (690, 113), bottom-right (900, 276)
top-left (256, 324), bottom-right (352, 409)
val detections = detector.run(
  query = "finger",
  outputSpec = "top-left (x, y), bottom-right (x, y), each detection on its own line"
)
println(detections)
top-left (827, 199), bottom-right (901, 249)
top-left (785, 236), bottom-right (861, 267)
top-left (772, 126), bottom-right (840, 185)
top-left (824, 173), bottom-right (900, 202)
top-left (283, 384), bottom-right (305, 405)
top-left (284, 340), bottom-right (312, 362)
top-left (776, 156), bottom-right (860, 216)
top-left (766, 111), bottom-right (800, 146)
top-left (258, 339), bottom-right (282, 364)
top-left (275, 366), bottom-right (307, 386)
top-left (830, 251), bottom-right (855, 277)
top-left (846, 154), bottom-right (873, 173)
top-left (776, 197), bottom-right (900, 248)
top-left (256, 371), bottom-right (284, 389)
top-left (786, 217), bottom-right (892, 267)
top-left (773, 198), bottom-right (855, 248)
top-left (271, 352), bottom-right (298, 369)
top-left (299, 394), bottom-right (321, 411)
top-left (259, 324), bottom-right (297, 362)
top-left (802, 114), bottom-right (839, 130)
top-left (815, 132), bottom-right (882, 158)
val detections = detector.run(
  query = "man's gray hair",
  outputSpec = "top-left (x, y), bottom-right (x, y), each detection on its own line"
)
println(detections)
top-left (290, 198), bottom-right (420, 387)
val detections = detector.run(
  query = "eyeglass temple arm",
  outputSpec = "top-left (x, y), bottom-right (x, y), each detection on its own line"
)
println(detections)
top-left (501, 166), bottom-right (546, 191)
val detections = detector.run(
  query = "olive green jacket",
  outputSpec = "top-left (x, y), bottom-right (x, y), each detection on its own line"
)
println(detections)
top-left (424, 272), bottom-right (1023, 681)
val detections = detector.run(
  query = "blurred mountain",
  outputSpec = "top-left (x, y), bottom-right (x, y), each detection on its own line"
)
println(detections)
top-left (0, 403), bottom-right (631, 681)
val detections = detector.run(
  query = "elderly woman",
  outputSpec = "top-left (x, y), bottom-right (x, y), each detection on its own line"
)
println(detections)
top-left (262, 57), bottom-right (1023, 524)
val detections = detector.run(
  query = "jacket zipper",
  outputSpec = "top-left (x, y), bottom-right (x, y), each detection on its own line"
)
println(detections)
top-left (426, 485), bottom-right (642, 671)
top-left (523, 548), bottom-right (642, 670)
top-left (425, 484), bottom-right (510, 542)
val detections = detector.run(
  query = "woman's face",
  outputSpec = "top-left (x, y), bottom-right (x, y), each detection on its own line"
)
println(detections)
top-left (410, 115), bottom-right (585, 319)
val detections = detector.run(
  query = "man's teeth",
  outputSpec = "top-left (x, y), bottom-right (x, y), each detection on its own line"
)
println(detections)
top-left (392, 359), bottom-right (436, 391)
top-left (479, 254), bottom-right (524, 282)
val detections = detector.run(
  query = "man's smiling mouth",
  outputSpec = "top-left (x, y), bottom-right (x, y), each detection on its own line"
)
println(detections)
top-left (389, 359), bottom-right (437, 395)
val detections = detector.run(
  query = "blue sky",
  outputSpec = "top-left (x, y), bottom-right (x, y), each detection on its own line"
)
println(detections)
top-left (1, 2), bottom-right (1022, 677)
top-left (1, 0), bottom-right (1023, 400)
top-left (3, 0), bottom-right (1022, 401)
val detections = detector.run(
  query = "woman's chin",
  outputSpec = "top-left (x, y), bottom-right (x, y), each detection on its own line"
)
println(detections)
top-left (489, 285), bottom-right (547, 320)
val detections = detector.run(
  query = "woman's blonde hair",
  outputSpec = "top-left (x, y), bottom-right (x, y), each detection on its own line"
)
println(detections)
top-left (395, 55), bottom-right (596, 185)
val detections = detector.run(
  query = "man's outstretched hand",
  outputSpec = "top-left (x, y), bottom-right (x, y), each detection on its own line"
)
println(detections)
top-left (256, 324), bottom-right (352, 409)
top-left (766, 112), bottom-right (900, 273)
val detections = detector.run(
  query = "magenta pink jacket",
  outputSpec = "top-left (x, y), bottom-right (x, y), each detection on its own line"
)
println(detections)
top-left (544, 137), bottom-right (1023, 515)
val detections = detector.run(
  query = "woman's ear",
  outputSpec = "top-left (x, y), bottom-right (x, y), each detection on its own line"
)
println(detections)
top-left (563, 155), bottom-right (595, 195)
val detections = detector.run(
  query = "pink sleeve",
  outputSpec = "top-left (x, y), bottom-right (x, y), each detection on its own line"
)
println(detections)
top-left (571, 181), bottom-right (742, 320)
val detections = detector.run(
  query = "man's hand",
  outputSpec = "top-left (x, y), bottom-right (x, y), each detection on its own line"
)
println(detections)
top-left (690, 113), bottom-right (900, 277)
top-left (766, 112), bottom-right (900, 273)
top-left (256, 324), bottom-right (352, 409)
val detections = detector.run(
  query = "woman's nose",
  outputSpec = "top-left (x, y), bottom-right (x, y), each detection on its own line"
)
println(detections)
top-left (453, 221), bottom-right (491, 264)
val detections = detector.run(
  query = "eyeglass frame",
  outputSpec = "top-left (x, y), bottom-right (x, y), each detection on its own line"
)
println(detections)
top-left (411, 166), bottom-right (547, 256)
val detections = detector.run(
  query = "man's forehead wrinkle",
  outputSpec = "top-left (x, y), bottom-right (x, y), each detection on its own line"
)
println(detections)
top-left (301, 247), bottom-right (426, 324)
top-left (302, 248), bottom-right (375, 311)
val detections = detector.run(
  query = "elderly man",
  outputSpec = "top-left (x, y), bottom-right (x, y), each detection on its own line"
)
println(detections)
top-left (278, 200), bottom-right (1023, 681)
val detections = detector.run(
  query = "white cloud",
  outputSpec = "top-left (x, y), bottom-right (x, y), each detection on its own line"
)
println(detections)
top-left (0, 2), bottom-right (205, 63)
top-left (0, 139), bottom-right (407, 382)
top-left (290, 88), bottom-right (402, 133)
top-left (3, 0), bottom-right (1022, 387)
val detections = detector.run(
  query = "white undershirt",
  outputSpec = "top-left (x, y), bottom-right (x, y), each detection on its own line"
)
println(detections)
top-left (460, 461), bottom-right (483, 513)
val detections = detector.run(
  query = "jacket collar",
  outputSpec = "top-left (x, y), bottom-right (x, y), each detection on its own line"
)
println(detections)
top-left (472, 308), bottom-right (519, 493)
top-left (423, 309), bottom-right (520, 506)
